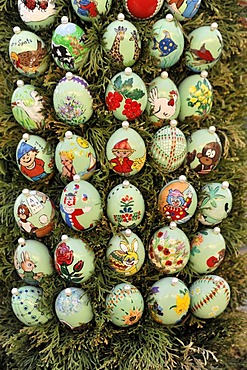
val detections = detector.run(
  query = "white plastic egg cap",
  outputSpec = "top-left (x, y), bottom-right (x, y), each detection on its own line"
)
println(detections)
top-left (171, 278), bottom-right (178, 286)
top-left (209, 126), bottom-right (216, 134)
top-left (210, 22), bottom-right (218, 31)
top-left (200, 70), bottom-right (208, 79)
top-left (123, 180), bottom-right (130, 188)
top-left (125, 229), bottom-right (132, 237)
top-left (166, 14), bottom-right (173, 22)
top-left (170, 119), bottom-right (177, 128)
top-left (170, 221), bottom-right (177, 230)
top-left (11, 288), bottom-right (19, 296)
top-left (73, 174), bottom-right (81, 182)
top-left (213, 227), bottom-right (221, 235)
top-left (17, 80), bottom-right (24, 88)
top-left (222, 181), bottom-right (229, 189)
top-left (65, 131), bottom-right (73, 139)
top-left (214, 276), bottom-right (221, 282)
top-left (65, 288), bottom-right (72, 296)
top-left (124, 284), bottom-right (131, 291)
top-left (61, 16), bottom-right (69, 24)
top-left (179, 175), bottom-right (187, 183)
top-left (117, 13), bottom-right (125, 21)
top-left (22, 133), bottom-right (30, 141)
top-left (13, 26), bottom-right (21, 34)
top-left (125, 67), bottom-right (132, 76)
top-left (161, 71), bottom-right (168, 79)
top-left (66, 72), bottom-right (73, 80)
top-left (122, 121), bottom-right (129, 129)
top-left (22, 188), bottom-right (30, 196)
top-left (18, 237), bottom-right (26, 245)
top-left (61, 234), bottom-right (69, 242)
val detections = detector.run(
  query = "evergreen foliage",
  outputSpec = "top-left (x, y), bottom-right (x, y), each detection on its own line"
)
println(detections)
top-left (0, 0), bottom-right (246, 369)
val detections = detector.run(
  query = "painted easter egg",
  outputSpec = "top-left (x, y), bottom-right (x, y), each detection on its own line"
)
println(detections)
top-left (186, 23), bottom-right (223, 72)
top-left (106, 121), bottom-right (146, 176)
top-left (14, 189), bottom-right (55, 238)
top-left (146, 71), bottom-right (181, 126)
top-left (60, 174), bottom-right (102, 231)
top-left (105, 67), bottom-right (148, 121)
top-left (54, 235), bottom-right (95, 283)
top-left (158, 175), bottom-right (197, 224)
top-left (198, 181), bottom-right (233, 226)
top-left (11, 286), bottom-right (52, 326)
top-left (150, 120), bottom-right (187, 172)
top-left (165, 0), bottom-right (201, 21)
top-left (53, 72), bottom-right (93, 126)
top-left (106, 180), bottom-right (145, 229)
top-left (178, 70), bottom-right (213, 122)
top-left (106, 229), bottom-right (145, 276)
top-left (189, 275), bottom-right (230, 318)
top-left (16, 133), bottom-right (54, 183)
top-left (71, 0), bottom-right (112, 22)
top-left (150, 14), bottom-right (184, 69)
top-left (55, 287), bottom-right (93, 329)
top-left (147, 277), bottom-right (190, 325)
top-left (55, 131), bottom-right (96, 181)
top-left (9, 26), bottom-right (48, 77)
top-left (124, 0), bottom-right (164, 19)
top-left (187, 126), bottom-right (222, 175)
top-left (189, 227), bottom-right (226, 274)
top-left (105, 283), bottom-right (144, 327)
top-left (11, 80), bottom-right (45, 130)
top-left (14, 237), bottom-right (53, 285)
top-left (18, 0), bottom-right (57, 30)
top-left (148, 222), bottom-right (190, 274)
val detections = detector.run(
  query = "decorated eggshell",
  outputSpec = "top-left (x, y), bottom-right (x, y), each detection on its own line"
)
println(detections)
top-left (105, 67), bottom-right (148, 121)
top-left (186, 23), bottom-right (223, 72)
top-left (150, 120), bottom-right (187, 172)
top-left (165, 0), bottom-right (201, 22)
top-left (55, 287), bottom-right (93, 329)
top-left (14, 238), bottom-right (53, 285)
top-left (189, 275), bottom-right (230, 318)
top-left (158, 175), bottom-right (197, 224)
top-left (11, 286), bottom-right (52, 326)
top-left (105, 283), bottom-right (144, 327)
top-left (55, 131), bottom-right (96, 181)
top-left (187, 126), bottom-right (222, 175)
top-left (124, 0), bottom-right (164, 19)
top-left (9, 26), bottom-right (48, 77)
top-left (178, 70), bottom-right (213, 122)
top-left (149, 14), bottom-right (184, 69)
top-left (54, 235), bottom-right (95, 283)
top-left (18, 0), bottom-right (57, 31)
top-left (106, 121), bottom-right (146, 176)
top-left (71, 0), bottom-right (112, 22)
top-left (148, 222), bottom-right (190, 274)
top-left (146, 71), bottom-right (181, 126)
top-left (104, 13), bottom-right (141, 67)
top-left (106, 229), bottom-right (145, 276)
top-left (11, 80), bottom-right (45, 130)
top-left (107, 180), bottom-right (145, 228)
top-left (51, 16), bottom-right (88, 71)
top-left (53, 72), bottom-right (93, 126)
top-left (147, 277), bottom-right (190, 325)
top-left (189, 227), bottom-right (226, 274)
top-left (14, 189), bottom-right (55, 238)
top-left (16, 133), bottom-right (54, 183)
top-left (198, 181), bottom-right (232, 226)
top-left (60, 174), bottom-right (102, 231)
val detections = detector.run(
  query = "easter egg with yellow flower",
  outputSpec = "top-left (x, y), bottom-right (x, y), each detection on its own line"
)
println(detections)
top-left (178, 70), bottom-right (213, 122)
top-left (147, 277), bottom-right (190, 325)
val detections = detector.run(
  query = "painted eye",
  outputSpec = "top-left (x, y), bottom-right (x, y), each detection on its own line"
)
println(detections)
top-left (205, 149), bottom-right (212, 157)
top-left (209, 150), bottom-right (216, 158)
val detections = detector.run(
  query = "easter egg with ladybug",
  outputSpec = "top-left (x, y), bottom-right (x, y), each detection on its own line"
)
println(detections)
top-left (124, 0), bottom-right (164, 19)
top-left (18, 0), bottom-right (57, 31)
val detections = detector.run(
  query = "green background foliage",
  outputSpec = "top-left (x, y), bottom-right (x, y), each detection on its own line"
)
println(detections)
top-left (0, 0), bottom-right (246, 369)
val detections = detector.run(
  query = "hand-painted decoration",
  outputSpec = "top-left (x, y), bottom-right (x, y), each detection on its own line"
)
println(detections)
top-left (54, 235), bottom-right (95, 283)
top-left (106, 121), bottom-right (146, 176)
top-left (106, 229), bottom-right (145, 276)
top-left (71, 0), bottom-right (112, 22)
top-left (14, 238), bottom-right (53, 285)
top-left (106, 180), bottom-right (145, 228)
top-left (146, 71), bottom-right (181, 126)
top-left (105, 67), bottom-right (147, 121)
top-left (55, 131), bottom-right (96, 182)
top-left (16, 133), bottom-right (54, 182)
top-left (60, 174), bottom-right (102, 231)
top-left (11, 286), bottom-right (52, 326)
top-left (187, 126), bottom-right (222, 175)
top-left (186, 23), bottom-right (223, 72)
top-left (103, 13), bottom-right (141, 67)
top-left (11, 80), bottom-right (45, 131)
top-left (149, 14), bottom-right (184, 69)
top-left (165, 0), bottom-right (201, 21)
top-left (178, 70), bottom-right (213, 122)
top-left (198, 181), bottom-right (233, 226)
top-left (189, 227), bottom-right (226, 274)
top-left (53, 72), bottom-right (93, 126)
top-left (148, 222), bottom-right (190, 274)
top-left (147, 277), bottom-right (190, 325)
top-left (189, 275), bottom-right (231, 318)
top-left (55, 287), bottom-right (93, 329)
top-left (9, 26), bottom-right (48, 77)
top-left (123, 0), bottom-right (164, 19)
top-left (14, 189), bottom-right (55, 238)
top-left (105, 283), bottom-right (144, 327)
top-left (18, 0), bottom-right (57, 30)
top-left (51, 16), bottom-right (88, 71)
top-left (150, 120), bottom-right (187, 172)
top-left (158, 175), bottom-right (197, 223)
